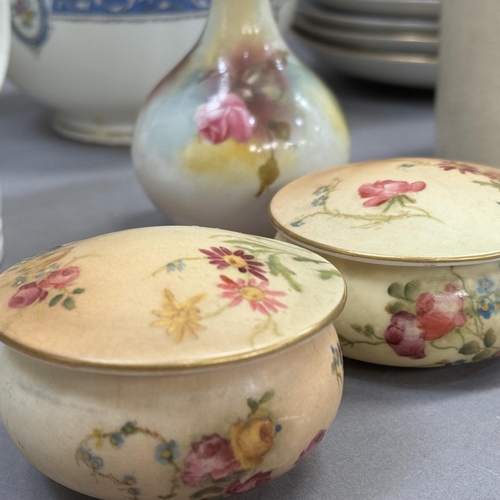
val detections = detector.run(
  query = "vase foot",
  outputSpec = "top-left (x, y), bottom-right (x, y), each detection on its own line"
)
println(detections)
top-left (52, 114), bottom-right (134, 146)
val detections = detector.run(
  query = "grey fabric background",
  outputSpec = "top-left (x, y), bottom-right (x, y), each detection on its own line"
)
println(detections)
top-left (1, 35), bottom-right (499, 500)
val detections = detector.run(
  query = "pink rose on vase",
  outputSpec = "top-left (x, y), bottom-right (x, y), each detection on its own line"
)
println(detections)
top-left (294, 429), bottom-right (326, 464)
top-left (180, 434), bottom-right (240, 486)
top-left (384, 311), bottom-right (426, 359)
top-left (39, 266), bottom-right (80, 289)
top-left (195, 93), bottom-right (255, 145)
top-left (8, 282), bottom-right (48, 309)
top-left (358, 180), bottom-right (426, 207)
top-left (226, 471), bottom-right (272, 494)
top-left (416, 284), bottom-right (468, 341)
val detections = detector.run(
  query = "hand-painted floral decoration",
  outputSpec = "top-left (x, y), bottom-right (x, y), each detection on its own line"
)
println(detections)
top-left (341, 268), bottom-right (500, 364)
top-left (200, 246), bottom-right (267, 280)
top-left (76, 391), bottom-right (280, 499)
top-left (294, 429), bottom-right (327, 465)
top-left (152, 289), bottom-right (206, 342)
top-left (151, 235), bottom-right (339, 343)
top-left (5, 246), bottom-right (85, 311)
top-left (330, 343), bottom-right (343, 385)
top-left (437, 159), bottom-right (500, 196)
top-left (193, 47), bottom-right (291, 197)
top-left (195, 93), bottom-right (255, 145)
top-left (358, 180), bottom-right (426, 207)
top-left (218, 276), bottom-right (287, 315)
top-left (290, 177), bottom-right (440, 229)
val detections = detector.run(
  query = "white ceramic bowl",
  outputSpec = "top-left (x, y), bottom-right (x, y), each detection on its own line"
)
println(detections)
top-left (7, 0), bottom-right (297, 145)
top-left (0, 226), bottom-right (345, 499)
top-left (271, 158), bottom-right (500, 368)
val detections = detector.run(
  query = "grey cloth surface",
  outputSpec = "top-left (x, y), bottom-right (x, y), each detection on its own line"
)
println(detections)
top-left (1, 35), bottom-right (499, 500)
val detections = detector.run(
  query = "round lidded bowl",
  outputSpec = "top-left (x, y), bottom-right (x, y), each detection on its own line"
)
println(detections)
top-left (0, 226), bottom-right (345, 500)
top-left (270, 157), bottom-right (500, 368)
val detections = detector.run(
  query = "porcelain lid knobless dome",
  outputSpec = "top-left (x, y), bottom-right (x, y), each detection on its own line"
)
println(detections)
top-left (0, 226), bottom-right (345, 371)
top-left (270, 158), bottom-right (500, 264)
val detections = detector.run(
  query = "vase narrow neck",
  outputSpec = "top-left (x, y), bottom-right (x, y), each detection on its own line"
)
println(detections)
top-left (200, 0), bottom-right (283, 49)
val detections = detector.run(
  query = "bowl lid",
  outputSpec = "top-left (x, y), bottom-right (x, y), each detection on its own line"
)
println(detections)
top-left (270, 158), bottom-right (500, 265)
top-left (0, 227), bottom-right (345, 372)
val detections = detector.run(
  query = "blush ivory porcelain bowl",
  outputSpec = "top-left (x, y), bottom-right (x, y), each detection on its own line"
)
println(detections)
top-left (7, 0), bottom-right (297, 146)
top-left (0, 226), bottom-right (345, 500)
top-left (270, 157), bottom-right (500, 368)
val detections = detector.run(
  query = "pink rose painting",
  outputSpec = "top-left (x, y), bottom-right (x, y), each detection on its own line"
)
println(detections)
top-left (294, 429), bottom-right (327, 464)
top-left (180, 434), bottom-right (240, 486)
top-left (384, 283), bottom-right (469, 359)
top-left (358, 180), bottom-right (426, 207)
top-left (39, 266), bottom-right (80, 289)
top-left (8, 282), bottom-right (48, 309)
top-left (226, 471), bottom-right (272, 494)
top-left (416, 284), bottom-right (468, 341)
top-left (195, 93), bottom-right (254, 145)
top-left (8, 264), bottom-right (83, 311)
top-left (384, 311), bottom-right (426, 359)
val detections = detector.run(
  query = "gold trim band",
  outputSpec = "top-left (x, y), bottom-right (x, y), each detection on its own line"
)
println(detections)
top-left (0, 284), bottom-right (347, 374)
top-left (269, 211), bottom-right (500, 266)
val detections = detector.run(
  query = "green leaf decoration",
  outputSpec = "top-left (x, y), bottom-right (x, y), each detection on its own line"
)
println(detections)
top-left (463, 305), bottom-right (476, 317)
top-left (364, 324), bottom-right (375, 338)
top-left (473, 180), bottom-right (500, 191)
top-left (256, 157), bottom-right (280, 197)
top-left (190, 487), bottom-right (225, 499)
top-left (72, 288), bottom-right (85, 294)
top-left (387, 282), bottom-right (405, 299)
top-left (259, 390), bottom-right (275, 404)
top-left (218, 239), bottom-right (272, 249)
top-left (318, 269), bottom-right (341, 280)
top-left (484, 329), bottom-right (497, 348)
top-left (49, 294), bottom-right (64, 307)
top-left (159, 495), bottom-right (176, 500)
top-left (267, 255), bottom-right (302, 292)
top-left (292, 256), bottom-right (325, 264)
top-left (351, 324), bottom-right (363, 334)
top-left (381, 196), bottom-right (398, 214)
top-left (404, 281), bottom-right (421, 301)
top-left (62, 297), bottom-right (76, 311)
top-left (247, 397), bottom-right (259, 412)
top-left (268, 121), bottom-right (291, 141)
top-left (472, 349), bottom-right (495, 362)
top-left (387, 301), bottom-right (405, 314)
top-left (459, 341), bottom-right (481, 355)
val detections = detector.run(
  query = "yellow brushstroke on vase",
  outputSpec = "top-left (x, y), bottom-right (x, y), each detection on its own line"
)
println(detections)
top-left (179, 137), bottom-right (298, 183)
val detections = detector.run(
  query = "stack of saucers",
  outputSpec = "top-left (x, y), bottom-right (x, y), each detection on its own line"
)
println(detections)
top-left (294, 0), bottom-right (440, 88)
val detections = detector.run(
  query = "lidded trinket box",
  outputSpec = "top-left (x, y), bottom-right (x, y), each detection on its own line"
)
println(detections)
top-left (0, 226), bottom-right (345, 500)
top-left (271, 158), bottom-right (500, 367)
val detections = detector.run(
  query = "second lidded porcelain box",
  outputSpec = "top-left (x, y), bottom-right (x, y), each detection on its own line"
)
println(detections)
top-left (270, 158), bottom-right (500, 368)
top-left (0, 226), bottom-right (345, 500)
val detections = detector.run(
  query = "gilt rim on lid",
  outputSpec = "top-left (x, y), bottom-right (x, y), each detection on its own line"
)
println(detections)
top-left (270, 158), bottom-right (500, 266)
top-left (0, 226), bottom-right (346, 372)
